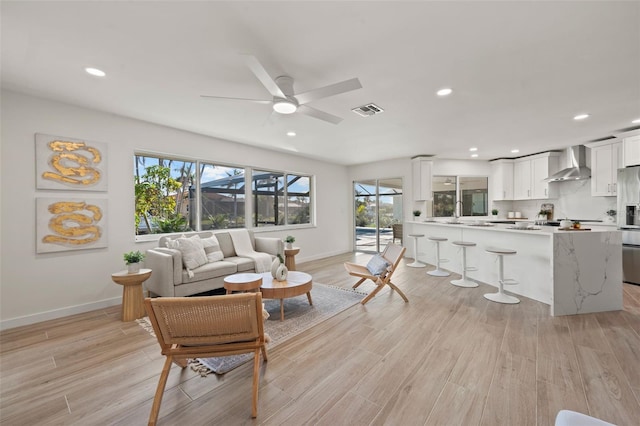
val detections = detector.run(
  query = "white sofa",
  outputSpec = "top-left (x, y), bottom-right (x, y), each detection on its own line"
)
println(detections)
top-left (144, 230), bottom-right (283, 297)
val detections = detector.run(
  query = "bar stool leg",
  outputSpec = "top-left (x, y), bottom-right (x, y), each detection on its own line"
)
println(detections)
top-left (428, 241), bottom-right (450, 277)
top-left (484, 254), bottom-right (519, 304)
top-left (407, 234), bottom-right (425, 268)
top-left (451, 246), bottom-right (478, 288)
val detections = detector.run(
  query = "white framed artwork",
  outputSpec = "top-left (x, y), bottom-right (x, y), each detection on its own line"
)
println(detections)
top-left (36, 197), bottom-right (108, 253)
top-left (35, 133), bottom-right (107, 191)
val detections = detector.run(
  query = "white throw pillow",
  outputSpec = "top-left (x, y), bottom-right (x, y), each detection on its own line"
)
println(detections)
top-left (167, 236), bottom-right (208, 270)
top-left (197, 234), bottom-right (224, 263)
top-left (366, 254), bottom-right (390, 276)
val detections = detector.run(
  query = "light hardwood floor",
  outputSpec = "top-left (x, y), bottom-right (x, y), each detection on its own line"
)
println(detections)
top-left (2, 252), bottom-right (640, 425)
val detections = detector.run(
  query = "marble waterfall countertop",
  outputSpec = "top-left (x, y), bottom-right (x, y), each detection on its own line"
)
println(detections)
top-left (406, 220), bottom-right (622, 316)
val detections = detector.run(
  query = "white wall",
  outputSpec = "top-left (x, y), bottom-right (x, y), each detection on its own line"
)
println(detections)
top-left (0, 90), bottom-right (351, 329)
top-left (432, 159), bottom-right (491, 177)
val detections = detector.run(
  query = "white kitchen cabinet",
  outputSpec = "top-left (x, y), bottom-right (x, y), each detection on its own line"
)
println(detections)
top-left (589, 141), bottom-right (622, 196)
top-left (412, 157), bottom-right (433, 201)
top-left (513, 159), bottom-right (531, 200)
top-left (624, 135), bottom-right (640, 167)
top-left (513, 152), bottom-right (559, 200)
top-left (490, 159), bottom-right (514, 200)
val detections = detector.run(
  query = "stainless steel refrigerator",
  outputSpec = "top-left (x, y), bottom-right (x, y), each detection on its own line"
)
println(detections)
top-left (618, 165), bottom-right (640, 285)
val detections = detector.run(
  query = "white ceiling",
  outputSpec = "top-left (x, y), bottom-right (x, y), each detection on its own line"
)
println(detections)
top-left (2, 1), bottom-right (639, 166)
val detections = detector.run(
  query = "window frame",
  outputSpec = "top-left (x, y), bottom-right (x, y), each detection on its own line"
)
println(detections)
top-left (432, 175), bottom-right (489, 218)
top-left (134, 152), bottom-right (315, 241)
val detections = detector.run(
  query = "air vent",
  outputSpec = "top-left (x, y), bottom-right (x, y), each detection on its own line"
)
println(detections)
top-left (352, 103), bottom-right (384, 117)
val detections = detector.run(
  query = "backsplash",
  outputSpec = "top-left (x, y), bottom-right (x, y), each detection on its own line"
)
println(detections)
top-left (492, 179), bottom-right (617, 222)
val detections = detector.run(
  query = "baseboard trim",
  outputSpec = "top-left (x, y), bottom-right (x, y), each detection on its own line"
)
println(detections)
top-left (0, 297), bottom-right (122, 331)
top-left (297, 249), bottom-right (350, 264)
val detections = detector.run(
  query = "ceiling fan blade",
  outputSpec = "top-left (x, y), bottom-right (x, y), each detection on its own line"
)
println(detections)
top-left (295, 77), bottom-right (362, 105)
top-left (241, 54), bottom-right (286, 99)
top-left (200, 95), bottom-right (272, 104)
top-left (298, 105), bottom-right (343, 125)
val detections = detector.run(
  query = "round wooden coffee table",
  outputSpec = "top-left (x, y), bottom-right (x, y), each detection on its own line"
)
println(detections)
top-left (224, 273), bottom-right (263, 294)
top-left (259, 271), bottom-right (313, 321)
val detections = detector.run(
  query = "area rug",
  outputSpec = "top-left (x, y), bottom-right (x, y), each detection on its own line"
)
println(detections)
top-left (137, 283), bottom-right (365, 375)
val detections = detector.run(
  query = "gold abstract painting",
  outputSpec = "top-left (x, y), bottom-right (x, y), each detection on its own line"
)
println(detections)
top-left (35, 133), bottom-right (107, 191)
top-left (36, 198), bottom-right (108, 253)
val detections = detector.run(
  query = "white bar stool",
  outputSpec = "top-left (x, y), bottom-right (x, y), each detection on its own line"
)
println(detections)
top-left (406, 234), bottom-right (425, 268)
top-left (484, 247), bottom-right (520, 304)
top-left (450, 241), bottom-right (478, 288)
top-left (427, 236), bottom-right (450, 277)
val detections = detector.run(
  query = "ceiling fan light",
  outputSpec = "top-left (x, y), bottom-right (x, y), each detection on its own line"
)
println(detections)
top-left (273, 99), bottom-right (297, 114)
top-left (85, 67), bottom-right (106, 77)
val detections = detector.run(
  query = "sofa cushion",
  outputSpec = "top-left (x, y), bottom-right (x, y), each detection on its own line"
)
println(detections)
top-left (180, 260), bottom-right (237, 284)
top-left (167, 236), bottom-right (207, 270)
top-left (224, 256), bottom-right (256, 272)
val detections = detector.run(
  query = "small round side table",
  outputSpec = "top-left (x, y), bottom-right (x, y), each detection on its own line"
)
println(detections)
top-left (284, 247), bottom-right (300, 271)
top-left (223, 273), bottom-right (263, 294)
top-left (111, 268), bottom-right (152, 321)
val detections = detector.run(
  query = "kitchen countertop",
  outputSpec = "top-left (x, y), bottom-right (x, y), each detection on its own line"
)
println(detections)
top-left (406, 220), bottom-right (622, 316)
top-left (407, 220), bottom-right (619, 235)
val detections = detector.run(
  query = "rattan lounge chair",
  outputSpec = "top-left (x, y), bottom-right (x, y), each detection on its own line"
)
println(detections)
top-left (344, 242), bottom-right (408, 305)
top-left (144, 293), bottom-right (268, 424)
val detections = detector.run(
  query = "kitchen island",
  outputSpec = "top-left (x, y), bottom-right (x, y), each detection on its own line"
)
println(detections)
top-left (406, 220), bottom-right (622, 316)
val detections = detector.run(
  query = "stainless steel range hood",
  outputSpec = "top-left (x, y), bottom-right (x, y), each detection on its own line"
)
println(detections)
top-left (544, 145), bottom-right (591, 182)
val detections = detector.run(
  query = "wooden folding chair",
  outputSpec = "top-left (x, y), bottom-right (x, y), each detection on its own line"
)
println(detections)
top-left (344, 243), bottom-right (408, 305)
top-left (144, 293), bottom-right (268, 425)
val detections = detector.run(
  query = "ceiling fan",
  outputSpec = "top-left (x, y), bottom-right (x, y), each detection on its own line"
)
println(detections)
top-left (201, 55), bottom-right (362, 124)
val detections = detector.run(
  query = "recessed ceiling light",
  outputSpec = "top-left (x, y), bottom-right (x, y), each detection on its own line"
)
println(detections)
top-left (470, 154), bottom-right (478, 158)
top-left (469, 147), bottom-right (478, 152)
top-left (286, 131), bottom-right (296, 137)
top-left (573, 113), bottom-right (590, 120)
top-left (632, 118), bottom-right (640, 124)
top-left (436, 88), bottom-right (453, 97)
top-left (511, 149), bottom-right (520, 153)
top-left (85, 67), bottom-right (106, 77)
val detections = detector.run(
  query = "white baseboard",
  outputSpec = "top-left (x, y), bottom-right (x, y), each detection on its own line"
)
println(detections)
top-left (297, 249), bottom-right (350, 264)
top-left (0, 297), bottom-right (122, 331)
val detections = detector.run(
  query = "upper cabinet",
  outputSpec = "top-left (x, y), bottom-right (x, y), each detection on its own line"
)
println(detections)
top-left (490, 159), bottom-right (514, 201)
top-left (588, 140), bottom-right (622, 196)
top-left (623, 135), bottom-right (640, 167)
top-left (412, 157), bottom-right (433, 201)
top-left (513, 159), bottom-right (531, 200)
top-left (513, 152), bottom-right (560, 200)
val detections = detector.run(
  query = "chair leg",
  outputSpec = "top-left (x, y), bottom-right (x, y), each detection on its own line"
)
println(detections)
top-left (148, 356), bottom-right (173, 426)
top-left (172, 357), bottom-right (188, 368)
top-left (352, 277), bottom-right (366, 289)
top-left (386, 281), bottom-right (409, 303)
top-left (252, 349), bottom-right (260, 418)
top-left (360, 281), bottom-right (386, 305)
top-left (261, 343), bottom-right (269, 362)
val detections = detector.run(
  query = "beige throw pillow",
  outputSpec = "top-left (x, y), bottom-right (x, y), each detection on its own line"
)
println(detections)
top-left (197, 234), bottom-right (224, 263)
top-left (166, 236), bottom-right (208, 270)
